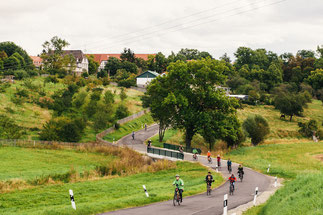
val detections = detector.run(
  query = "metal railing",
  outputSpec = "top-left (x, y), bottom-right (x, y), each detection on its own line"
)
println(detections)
top-left (163, 143), bottom-right (201, 154)
top-left (147, 147), bottom-right (184, 160)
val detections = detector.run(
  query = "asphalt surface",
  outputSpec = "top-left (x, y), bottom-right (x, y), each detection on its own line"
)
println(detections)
top-left (101, 125), bottom-right (272, 215)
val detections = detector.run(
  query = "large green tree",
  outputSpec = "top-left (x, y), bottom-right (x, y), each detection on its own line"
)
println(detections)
top-left (87, 54), bottom-right (99, 75)
top-left (143, 58), bottom-right (240, 149)
top-left (41, 36), bottom-right (74, 73)
top-left (0, 41), bottom-right (33, 70)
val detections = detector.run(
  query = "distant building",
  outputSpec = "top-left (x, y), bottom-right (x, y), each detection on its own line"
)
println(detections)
top-left (30, 56), bottom-right (43, 69)
top-left (63, 50), bottom-right (88, 76)
top-left (228, 95), bottom-right (249, 100)
top-left (136, 70), bottom-right (159, 87)
top-left (88, 53), bottom-right (155, 71)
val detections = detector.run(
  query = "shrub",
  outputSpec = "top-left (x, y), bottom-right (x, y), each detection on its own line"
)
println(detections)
top-left (44, 75), bottom-right (59, 84)
top-left (39, 116), bottom-right (86, 142)
top-left (118, 79), bottom-right (136, 88)
top-left (101, 77), bottom-right (110, 86)
top-left (243, 115), bottom-right (270, 145)
top-left (104, 90), bottom-right (115, 105)
top-left (13, 70), bottom-right (29, 80)
top-left (72, 91), bottom-right (87, 108)
top-left (115, 104), bottom-right (130, 119)
top-left (114, 122), bottom-right (120, 129)
top-left (298, 119), bottom-right (319, 137)
top-left (0, 114), bottom-right (24, 139)
top-left (81, 72), bottom-right (89, 78)
top-left (119, 88), bottom-right (127, 101)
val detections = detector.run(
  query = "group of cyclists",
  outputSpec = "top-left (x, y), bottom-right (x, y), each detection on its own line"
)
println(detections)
top-left (173, 152), bottom-right (245, 203)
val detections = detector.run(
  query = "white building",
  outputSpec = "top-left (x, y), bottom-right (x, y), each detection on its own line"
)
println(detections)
top-left (63, 50), bottom-right (88, 76)
top-left (136, 70), bottom-right (159, 87)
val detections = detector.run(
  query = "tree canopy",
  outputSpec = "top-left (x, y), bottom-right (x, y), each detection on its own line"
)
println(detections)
top-left (143, 58), bottom-right (240, 149)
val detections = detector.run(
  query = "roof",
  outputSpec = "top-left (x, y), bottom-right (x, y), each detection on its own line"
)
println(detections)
top-left (87, 53), bottom-right (156, 64)
top-left (63, 50), bottom-right (86, 63)
top-left (30, 56), bottom-right (43, 62)
top-left (136, 70), bottom-right (159, 78)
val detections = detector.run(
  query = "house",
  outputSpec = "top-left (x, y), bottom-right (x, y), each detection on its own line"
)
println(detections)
top-left (88, 53), bottom-right (155, 71)
top-left (136, 70), bottom-right (159, 87)
top-left (63, 50), bottom-right (88, 76)
top-left (30, 56), bottom-right (43, 69)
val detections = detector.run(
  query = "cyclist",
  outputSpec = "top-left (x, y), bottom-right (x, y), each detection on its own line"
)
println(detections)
top-left (228, 174), bottom-right (237, 190)
top-left (179, 145), bottom-right (184, 153)
top-left (205, 171), bottom-right (215, 189)
top-left (173, 174), bottom-right (184, 202)
top-left (207, 151), bottom-right (212, 163)
top-left (217, 154), bottom-right (221, 167)
top-left (227, 158), bottom-right (232, 172)
top-left (192, 148), bottom-right (198, 160)
top-left (238, 164), bottom-right (244, 177)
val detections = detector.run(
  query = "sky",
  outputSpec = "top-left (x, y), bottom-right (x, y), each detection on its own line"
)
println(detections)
top-left (0, 0), bottom-right (323, 59)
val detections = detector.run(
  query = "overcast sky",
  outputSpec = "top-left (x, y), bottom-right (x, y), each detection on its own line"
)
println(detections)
top-left (1, 0), bottom-right (322, 58)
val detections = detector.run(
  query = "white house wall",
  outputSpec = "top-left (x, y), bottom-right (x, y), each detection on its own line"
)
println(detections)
top-left (136, 77), bottom-right (155, 86)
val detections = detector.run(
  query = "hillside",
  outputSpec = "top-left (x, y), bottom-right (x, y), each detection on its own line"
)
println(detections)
top-left (0, 76), bottom-right (144, 141)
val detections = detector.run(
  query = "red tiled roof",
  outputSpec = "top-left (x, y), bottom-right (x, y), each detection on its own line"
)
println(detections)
top-left (30, 56), bottom-right (43, 63)
top-left (87, 53), bottom-right (155, 64)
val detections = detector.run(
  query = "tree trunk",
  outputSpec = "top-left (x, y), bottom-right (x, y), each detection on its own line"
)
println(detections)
top-left (290, 114), bottom-right (293, 122)
top-left (185, 128), bottom-right (195, 150)
top-left (158, 122), bottom-right (167, 142)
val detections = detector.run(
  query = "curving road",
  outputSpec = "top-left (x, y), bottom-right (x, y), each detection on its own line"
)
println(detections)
top-left (101, 125), bottom-right (272, 215)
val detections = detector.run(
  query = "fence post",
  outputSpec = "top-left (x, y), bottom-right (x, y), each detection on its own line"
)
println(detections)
top-left (223, 194), bottom-right (228, 215)
top-left (267, 164), bottom-right (271, 173)
top-left (274, 177), bottom-right (277, 187)
top-left (253, 187), bottom-right (258, 205)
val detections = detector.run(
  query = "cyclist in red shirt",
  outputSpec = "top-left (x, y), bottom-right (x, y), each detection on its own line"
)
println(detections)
top-left (228, 174), bottom-right (237, 190)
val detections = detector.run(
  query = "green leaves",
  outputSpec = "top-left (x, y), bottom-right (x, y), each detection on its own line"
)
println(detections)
top-left (243, 115), bottom-right (270, 145)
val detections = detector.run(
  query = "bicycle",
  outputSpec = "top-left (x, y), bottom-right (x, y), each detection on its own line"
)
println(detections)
top-left (208, 157), bottom-right (212, 164)
top-left (206, 180), bottom-right (214, 196)
top-left (228, 165), bottom-right (232, 174)
top-left (217, 160), bottom-right (221, 170)
top-left (238, 172), bottom-right (243, 182)
top-left (229, 182), bottom-right (234, 195)
top-left (193, 154), bottom-right (198, 161)
top-left (173, 184), bottom-right (181, 206)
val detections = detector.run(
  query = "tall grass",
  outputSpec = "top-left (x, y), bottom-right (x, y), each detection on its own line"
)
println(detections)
top-left (244, 173), bottom-right (323, 215)
top-left (0, 144), bottom-right (175, 193)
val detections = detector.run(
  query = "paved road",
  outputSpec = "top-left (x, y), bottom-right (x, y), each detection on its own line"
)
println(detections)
top-left (101, 125), bottom-right (272, 215)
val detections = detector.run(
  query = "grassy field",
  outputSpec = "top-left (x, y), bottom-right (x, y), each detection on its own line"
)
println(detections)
top-left (149, 100), bottom-right (323, 153)
top-left (0, 147), bottom-right (115, 181)
top-left (224, 141), bottom-right (323, 179)
top-left (104, 113), bottom-right (154, 142)
top-left (0, 162), bottom-right (223, 215)
top-left (238, 100), bottom-right (323, 139)
top-left (223, 141), bottom-right (323, 215)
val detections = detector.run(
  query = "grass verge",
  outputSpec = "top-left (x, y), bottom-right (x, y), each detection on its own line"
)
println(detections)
top-left (104, 113), bottom-right (154, 142)
top-left (0, 162), bottom-right (223, 215)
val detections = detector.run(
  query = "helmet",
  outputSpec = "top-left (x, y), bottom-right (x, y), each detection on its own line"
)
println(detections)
top-left (175, 174), bottom-right (180, 177)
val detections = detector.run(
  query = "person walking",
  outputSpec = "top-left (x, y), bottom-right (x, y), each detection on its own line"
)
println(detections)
top-left (132, 131), bottom-right (135, 140)
top-left (145, 123), bottom-right (147, 131)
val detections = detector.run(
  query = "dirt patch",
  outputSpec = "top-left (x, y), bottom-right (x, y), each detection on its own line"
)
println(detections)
top-left (314, 154), bottom-right (323, 163)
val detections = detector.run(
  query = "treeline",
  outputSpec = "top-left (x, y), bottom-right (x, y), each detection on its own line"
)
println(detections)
top-left (0, 42), bottom-right (36, 79)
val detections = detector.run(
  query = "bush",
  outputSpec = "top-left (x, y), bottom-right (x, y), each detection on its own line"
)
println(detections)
top-left (119, 88), bottom-right (127, 101)
top-left (39, 116), bottom-right (86, 142)
top-left (101, 77), bottom-right (110, 86)
top-left (114, 123), bottom-right (120, 129)
top-left (243, 115), bottom-right (270, 145)
top-left (13, 70), bottom-right (29, 80)
top-left (0, 114), bottom-right (24, 139)
top-left (298, 119), bottom-right (319, 137)
top-left (115, 104), bottom-right (130, 119)
top-left (44, 75), bottom-right (59, 84)
top-left (118, 79), bottom-right (136, 88)
top-left (72, 91), bottom-right (87, 108)
top-left (81, 72), bottom-right (89, 78)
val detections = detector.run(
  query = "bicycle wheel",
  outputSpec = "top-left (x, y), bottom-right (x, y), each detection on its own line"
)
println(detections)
top-left (173, 195), bottom-right (176, 206)
top-left (230, 184), bottom-right (234, 195)
top-left (177, 194), bottom-right (181, 205)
